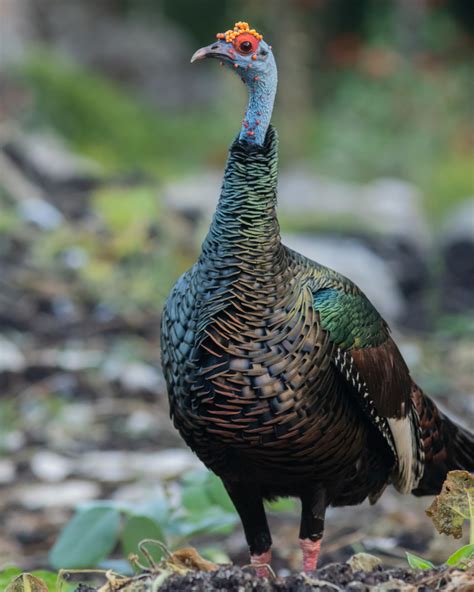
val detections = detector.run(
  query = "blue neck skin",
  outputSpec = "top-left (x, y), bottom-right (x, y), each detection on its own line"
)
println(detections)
top-left (238, 58), bottom-right (277, 146)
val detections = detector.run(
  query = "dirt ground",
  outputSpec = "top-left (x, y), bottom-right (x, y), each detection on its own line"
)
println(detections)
top-left (71, 563), bottom-right (474, 592)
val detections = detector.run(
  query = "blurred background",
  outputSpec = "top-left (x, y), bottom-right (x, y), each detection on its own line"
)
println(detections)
top-left (0, 0), bottom-right (473, 576)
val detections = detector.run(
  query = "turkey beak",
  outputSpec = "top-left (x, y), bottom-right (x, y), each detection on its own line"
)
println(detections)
top-left (191, 41), bottom-right (231, 63)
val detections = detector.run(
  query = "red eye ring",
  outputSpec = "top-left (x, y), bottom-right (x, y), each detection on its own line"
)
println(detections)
top-left (234, 33), bottom-right (259, 56)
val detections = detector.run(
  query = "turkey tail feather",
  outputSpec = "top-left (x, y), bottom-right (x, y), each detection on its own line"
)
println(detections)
top-left (411, 386), bottom-right (474, 496)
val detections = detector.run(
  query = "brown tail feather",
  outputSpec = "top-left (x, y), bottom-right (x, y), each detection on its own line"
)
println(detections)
top-left (411, 386), bottom-right (474, 496)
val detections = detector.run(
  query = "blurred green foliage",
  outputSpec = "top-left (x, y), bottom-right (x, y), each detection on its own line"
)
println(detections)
top-left (18, 45), bottom-right (473, 226)
top-left (49, 471), bottom-right (237, 570)
top-left (311, 63), bottom-right (473, 222)
top-left (49, 468), bottom-right (296, 570)
top-left (19, 52), bottom-right (234, 178)
top-left (34, 184), bottom-right (191, 312)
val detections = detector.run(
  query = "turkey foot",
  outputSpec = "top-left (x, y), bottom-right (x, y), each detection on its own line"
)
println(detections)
top-left (250, 549), bottom-right (272, 577)
top-left (300, 538), bottom-right (322, 573)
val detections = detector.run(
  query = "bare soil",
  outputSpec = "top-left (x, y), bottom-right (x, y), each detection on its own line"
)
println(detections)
top-left (73, 564), bottom-right (474, 592)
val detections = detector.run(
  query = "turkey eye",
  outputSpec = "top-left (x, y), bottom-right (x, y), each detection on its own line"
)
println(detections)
top-left (239, 40), bottom-right (252, 53)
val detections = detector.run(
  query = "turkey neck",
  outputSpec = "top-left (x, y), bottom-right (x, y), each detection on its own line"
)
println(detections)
top-left (239, 59), bottom-right (277, 146)
top-left (201, 126), bottom-right (285, 281)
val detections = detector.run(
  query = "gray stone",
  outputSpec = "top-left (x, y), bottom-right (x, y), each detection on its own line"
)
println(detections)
top-left (13, 132), bottom-right (101, 182)
top-left (2, 430), bottom-right (26, 452)
top-left (164, 171), bottom-right (430, 248)
top-left (38, 347), bottom-right (103, 371)
top-left (0, 459), bottom-right (16, 484)
top-left (125, 409), bottom-right (157, 436)
top-left (119, 362), bottom-right (164, 393)
top-left (15, 480), bottom-right (100, 509)
top-left (18, 196), bottom-right (64, 230)
top-left (0, 0), bottom-right (36, 67)
top-left (0, 336), bottom-right (25, 372)
top-left (76, 449), bottom-right (203, 483)
top-left (30, 451), bottom-right (73, 482)
top-left (347, 552), bottom-right (382, 572)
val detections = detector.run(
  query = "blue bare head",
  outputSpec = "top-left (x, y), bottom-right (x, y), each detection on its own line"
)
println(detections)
top-left (191, 22), bottom-right (277, 146)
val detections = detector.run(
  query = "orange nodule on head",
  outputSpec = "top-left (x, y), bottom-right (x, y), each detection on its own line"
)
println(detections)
top-left (216, 22), bottom-right (264, 44)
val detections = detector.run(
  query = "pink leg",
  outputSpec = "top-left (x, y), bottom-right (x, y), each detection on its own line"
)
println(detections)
top-left (250, 548), bottom-right (272, 577)
top-left (299, 538), bottom-right (322, 573)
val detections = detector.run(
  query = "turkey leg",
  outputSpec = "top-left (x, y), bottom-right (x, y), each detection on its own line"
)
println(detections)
top-left (299, 486), bottom-right (327, 572)
top-left (224, 480), bottom-right (273, 577)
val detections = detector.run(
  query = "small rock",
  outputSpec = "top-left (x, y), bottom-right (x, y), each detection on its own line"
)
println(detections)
top-left (30, 450), bottom-right (73, 482)
top-left (0, 336), bottom-right (25, 372)
top-left (2, 430), bottom-right (26, 452)
top-left (364, 536), bottom-right (398, 551)
top-left (77, 449), bottom-right (203, 483)
top-left (363, 178), bottom-right (430, 247)
top-left (15, 480), bottom-right (100, 509)
top-left (138, 449), bottom-right (204, 480)
top-left (62, 246), bottom-right (89, 269)
top-left (13, 132), bottom-right (101, 182)
top-left (0, 459), bottom-right (16, 484)
top-left (111, 482), bottom-right (166, 504)
top-left (63, 403), bottom-right (95, 425)
top-left (18, 196), bottom-right (64, 229)
top-left (372, 579), bottom-right (416, 592)
top-left (119, 362), bottom-right (163, 393)
top-left (56, 348), bottom-right (103, 371)
top-left (125, 409), bottom-right (157, 436)
top-left (77, 451), bottom-right (134, 482)
top-left (39, 347), bottom-right (103, 371)
top-left (347, 552), bottom-right (383, 572)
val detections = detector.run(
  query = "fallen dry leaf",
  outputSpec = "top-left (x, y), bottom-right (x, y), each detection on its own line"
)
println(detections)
top-left (426, 470), bottom-right (474, 539)
top-left (168, 547), bottom-right (220, 572)
top-left (5, 573), bottom-right (48, 592)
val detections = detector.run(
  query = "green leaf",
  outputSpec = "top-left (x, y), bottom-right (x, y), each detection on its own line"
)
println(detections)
top-left (445, 544), bottom-right (474, 567)
top-left (79, 499), bottom-right (133, 513)
top-left (133, 497), bottom-right (170, 524)
top-left (49, 507), bottom-right (121, 569)
top-left (182, 484), bottom-right (213, 513)
top-left (175, 508), bottom-right (238, 538)
top-left (121, 515), bottom-right (166, 569)
top-left (181, 470), bottom-right (209, 486)
top-left (205, 473), bottom-right (235, 513)
top-left (406, 552), bottom-right (435, 570)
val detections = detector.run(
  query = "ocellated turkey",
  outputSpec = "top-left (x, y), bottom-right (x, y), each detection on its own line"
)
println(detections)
top-left (160, 21), bottom-right (474, 575)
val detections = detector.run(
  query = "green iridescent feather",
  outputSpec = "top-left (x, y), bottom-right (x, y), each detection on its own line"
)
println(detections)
top-left (313, 287), bottom-right (389, 350)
